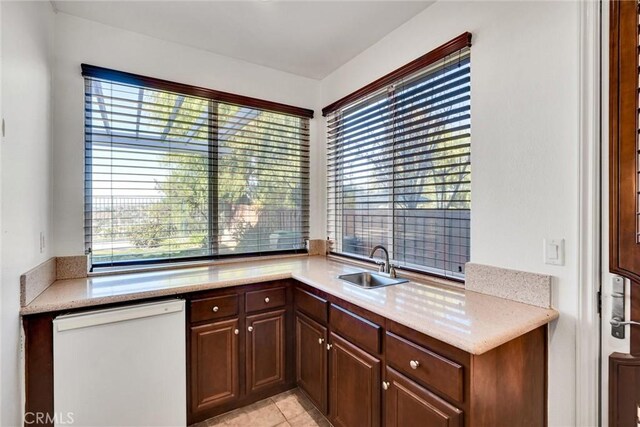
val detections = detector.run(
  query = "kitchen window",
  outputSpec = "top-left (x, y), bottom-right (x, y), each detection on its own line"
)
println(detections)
top-left (324, 34), bottom-right (471, 280)
top-left (83, 65), bottom-right (312, 268)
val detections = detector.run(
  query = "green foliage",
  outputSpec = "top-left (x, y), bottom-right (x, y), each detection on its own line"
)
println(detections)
top-left (128, 96), bottom-right (306, 256)
top-left (129, 203), bottom-right (177, 248)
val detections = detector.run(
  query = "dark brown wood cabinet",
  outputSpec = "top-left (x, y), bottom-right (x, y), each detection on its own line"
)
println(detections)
top-left (295, 312), bottom-right (328, 413)
top-left (386, 332), bottom-right (464, 403)
top-left (384, 366), bottom-right (463, 427)
top-left (187, 281), bottom-right (295, 424)
top-left (329, 332), bottom-right (381, 427)
top-left (246, 309), bottom-right (287, 394)
top-left (23, 279), bottom-right (548, 427)
top-left (189, 318), bottom-right (239, 414)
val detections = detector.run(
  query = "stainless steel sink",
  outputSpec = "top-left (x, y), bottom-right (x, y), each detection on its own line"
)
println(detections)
top-left (338, 271), bottom-right (408, 289)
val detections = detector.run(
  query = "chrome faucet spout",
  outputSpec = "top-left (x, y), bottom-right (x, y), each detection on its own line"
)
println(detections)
top-left (369, 245), bottom-right (390, 274)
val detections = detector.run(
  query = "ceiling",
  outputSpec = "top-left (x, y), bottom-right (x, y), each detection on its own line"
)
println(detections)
top-left (52, 1), bottom-right (433, 80)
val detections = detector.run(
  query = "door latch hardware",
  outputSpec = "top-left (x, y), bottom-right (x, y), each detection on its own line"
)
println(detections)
top-left (611, 276), bottom-right (627, 339)
top-left (610, 317), bottom-right (640, 328)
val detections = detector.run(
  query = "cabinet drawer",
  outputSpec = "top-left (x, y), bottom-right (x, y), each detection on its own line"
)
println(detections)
top-left (385, 367), bottom-right (462, 427)
top-left (190, 294), bottom-right (239, 323)
top-left (386, 332), bottom-right (464, 403)
top-left (245, 287), bottom-right (286, 313)
top-left (330, 305), bottom-right (381, 354)
top-left (295, 288), bottom-right (328, 323)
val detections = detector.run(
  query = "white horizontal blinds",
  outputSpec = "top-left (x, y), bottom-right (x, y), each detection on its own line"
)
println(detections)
top-left (217, 103), bottom-right (309, 255)
top-left (327, 47), bottom-right (471, 279)
top-left (85, 78), bottom-right (212, 266)
top-left (85, 77), bottom-right (309, 267)
top-left (327, 88), bottom-right (394, 260)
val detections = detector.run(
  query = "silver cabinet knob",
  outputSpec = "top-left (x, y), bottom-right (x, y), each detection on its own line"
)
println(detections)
top-left (212, 306), bottom-right (219, 312)
top-left (318, 338), bottom-right (325, 345)
top-left (382, 381), bottom-right (390, 391)
top-left (248, 326), bottom-right (254, 332)
top-left (409, 360), bottom-right (420, 370)
top-left (234, 329), bottom-right (239, 335)
top-left (326, 343), bottom-right (333, 351)
top-left (265, 297), bottom-right (270, 303)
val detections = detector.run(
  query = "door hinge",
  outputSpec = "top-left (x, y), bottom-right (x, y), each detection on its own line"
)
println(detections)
top-left (597, 290), bottom-right (602, 316)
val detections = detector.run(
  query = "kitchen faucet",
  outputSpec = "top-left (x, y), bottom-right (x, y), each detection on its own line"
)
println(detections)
top-left (369, 245), bottom-right (397, 278)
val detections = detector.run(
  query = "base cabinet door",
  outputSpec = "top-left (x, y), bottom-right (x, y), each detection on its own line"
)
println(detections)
top-left (385, 367), bottom-right (463, 427)
top-left (190, 318), bottom-right (239, 414)
top-left (246, 309), bottom-right (286, 393)
top-left (296, 313), bottom-right (328, 413)
top-left (329, 332), bottom-right (381, 427)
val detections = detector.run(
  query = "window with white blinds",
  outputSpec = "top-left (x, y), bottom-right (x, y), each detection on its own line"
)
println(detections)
top-left (84, 66), bottom-right (310, 268)
top-left (326, 44), bottom-right (470, 280)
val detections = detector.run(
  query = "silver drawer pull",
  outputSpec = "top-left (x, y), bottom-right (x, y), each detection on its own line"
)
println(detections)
top-left (326, 343), bottom-right (333, 351)
top-left (382, 381), bottom-right (390, 391)
top-left (234, 329), bottom-right (239, 335)
top-left (248, 326), bottom-right (254, 332)
top-left (410, 360), bottom-right (420, 370)
top-left (318, 338), bottom-right (325, 345)
top-left (265, 297), bottom-right (270, 303)
top-left (212, 306), bottom-right (219, 312)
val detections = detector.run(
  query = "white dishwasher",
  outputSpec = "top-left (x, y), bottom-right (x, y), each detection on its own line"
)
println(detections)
top-left (53, 299), bottom-right (186, 427)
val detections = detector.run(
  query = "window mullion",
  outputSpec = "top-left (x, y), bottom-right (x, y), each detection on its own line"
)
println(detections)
top-left (84, 79), bottom-right (94, 263)
top-left (209, 100), bottom-right (219, 256)
top-left (388, 85), bottom-right (396, 264)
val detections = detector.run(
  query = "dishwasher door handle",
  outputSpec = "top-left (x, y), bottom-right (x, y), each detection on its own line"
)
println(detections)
top-left (54, 300), bottom-right (184, 332)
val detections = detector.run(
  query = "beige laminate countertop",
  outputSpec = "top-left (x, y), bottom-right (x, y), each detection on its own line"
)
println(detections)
top-left (21, 256), bottom-right (558, 355)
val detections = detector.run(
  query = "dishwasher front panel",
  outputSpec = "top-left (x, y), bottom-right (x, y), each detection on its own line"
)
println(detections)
top-left (53, 299), bottom-right (186, 427)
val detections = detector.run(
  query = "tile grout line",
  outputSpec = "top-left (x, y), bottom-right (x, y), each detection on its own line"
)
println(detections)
top-left (201, 389), bottom-right (327, 427)
top-left (270, 396), bottom-right (291, 426)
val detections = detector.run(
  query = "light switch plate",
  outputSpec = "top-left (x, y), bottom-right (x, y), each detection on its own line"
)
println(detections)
top-left (543, 238), bottom-right (564, 266)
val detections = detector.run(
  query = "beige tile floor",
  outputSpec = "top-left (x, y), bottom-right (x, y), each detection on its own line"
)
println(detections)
top-left (191, 388), bottom-right (332, 427)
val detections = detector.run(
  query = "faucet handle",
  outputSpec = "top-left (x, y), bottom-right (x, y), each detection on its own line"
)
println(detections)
top-left (389, 264), bottom-right (398, 278)
top-left (375, 260), bottom-right (386, 273)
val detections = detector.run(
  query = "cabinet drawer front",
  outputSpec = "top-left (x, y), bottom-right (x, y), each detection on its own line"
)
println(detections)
top-left (245, 287), bottom-right (286, 313)
top-left (386, 332), bottom-right (463, 403)
top-left (330, 305), bottom-right (381, 354)
top-left (385, 367), bottom-right (462, 427)
top-left (295, 288), bottom-right (328, 323)
top-left (190, 294), bottom-right (239, 323)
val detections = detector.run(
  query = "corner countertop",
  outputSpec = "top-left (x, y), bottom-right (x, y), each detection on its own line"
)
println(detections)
top-left (21, 256), bottom-right (558, 355)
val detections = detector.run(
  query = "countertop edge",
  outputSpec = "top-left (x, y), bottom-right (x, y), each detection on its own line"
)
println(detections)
top-left (20, 261), bottom-right (560, 356)
top-left (19, 272), bottom-right (294, 316)
top-left (290, 273), bottom-right (559, 355)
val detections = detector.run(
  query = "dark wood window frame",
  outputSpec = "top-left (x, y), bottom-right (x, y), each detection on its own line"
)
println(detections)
top-left (82, 65), bottom-right (313, 268)
top-left (323, 33), bottom-right (472, 281)
top-left (322, 32), bottom-right (471, 117)
top-left (82, 64), bottom-right (314, 118)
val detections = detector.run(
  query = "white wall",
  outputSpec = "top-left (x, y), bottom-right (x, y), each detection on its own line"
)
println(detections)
top-left (0, 2), bottom-right (4, 424)
top-left (320, 2), bottom-right (579, 426)
top-left (52, 13), bottom-right (323, 256)
top-left (1, 1), bottom-right (55, 425)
